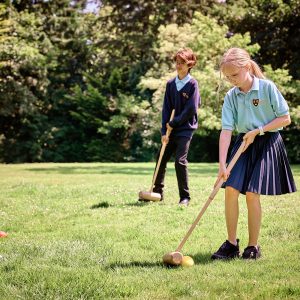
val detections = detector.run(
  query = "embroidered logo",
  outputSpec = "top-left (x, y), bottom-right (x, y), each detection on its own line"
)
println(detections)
top-left (182, 92), bottom-right (189, 99)
top-left (252, 99), bottom-right (260, 106)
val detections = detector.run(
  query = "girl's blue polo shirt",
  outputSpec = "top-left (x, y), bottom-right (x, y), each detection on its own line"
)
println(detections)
top-left (222, 76), bottom-right (289, 133)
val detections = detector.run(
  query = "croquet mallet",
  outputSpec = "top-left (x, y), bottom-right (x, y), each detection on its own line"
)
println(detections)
top-left (138, 109), bottom-right (175, 201)
top-left (162, 140), bottom-right (246, 265)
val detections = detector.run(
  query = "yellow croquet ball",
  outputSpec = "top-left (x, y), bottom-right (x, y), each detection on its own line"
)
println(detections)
top-left (181, 256), bottom-right (194, 267)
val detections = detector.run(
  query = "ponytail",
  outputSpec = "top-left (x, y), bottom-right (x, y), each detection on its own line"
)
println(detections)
top-left (249, 60), bottom-right (265, 79)
top-left (220, 48), bottom-right (265, 79)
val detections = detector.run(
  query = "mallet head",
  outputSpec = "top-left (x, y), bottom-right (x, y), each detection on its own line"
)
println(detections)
top-left (138, 191), bottom-right (161, 202)
top-left (162, 251), bottom-right (183, 266)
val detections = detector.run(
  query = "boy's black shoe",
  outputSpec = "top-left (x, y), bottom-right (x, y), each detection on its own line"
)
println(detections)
top-left (211, 239), bottom-right (240, 260)
top-left (242, 246), bottom-right (261, 259)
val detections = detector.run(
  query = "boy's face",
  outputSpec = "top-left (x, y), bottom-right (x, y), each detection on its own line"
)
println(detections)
top-left (175, 57), bottom-right (189, 76)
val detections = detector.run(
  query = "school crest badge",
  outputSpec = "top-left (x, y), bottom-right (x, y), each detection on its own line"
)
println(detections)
top-left (182, 92), bottom-right (189, 99)
top-left (252, 99), bottom-right (260, 106)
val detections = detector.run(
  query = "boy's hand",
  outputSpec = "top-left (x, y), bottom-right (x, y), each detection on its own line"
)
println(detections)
top-left (162, 123), bottom-right (173, 144)
top-left (166, 123), bottom-right (173, 131)
top-left (161, 135), bottom-right (169, 144)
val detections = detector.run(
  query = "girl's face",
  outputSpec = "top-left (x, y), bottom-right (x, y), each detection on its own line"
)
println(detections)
top-left (175, 57), bottom-right (189, 78)
top-left (222, 63), bottom-right (251, 88)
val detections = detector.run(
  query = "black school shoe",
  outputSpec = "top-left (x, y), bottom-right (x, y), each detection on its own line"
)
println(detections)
top-left (211, 239), bottom-right (240, 260)
top-left (242, 246), bottom-right (261, 259)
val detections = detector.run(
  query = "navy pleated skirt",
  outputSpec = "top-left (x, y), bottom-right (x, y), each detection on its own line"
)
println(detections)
top-left (222, 132), bottom-right (297, 195)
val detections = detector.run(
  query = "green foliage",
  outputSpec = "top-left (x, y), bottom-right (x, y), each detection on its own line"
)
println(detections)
top-left (0, 3), bottom-right (51, 162)
top-left (0, 1), bottom-right (98, 162)
top-left (263, 66), bottom-right (300, 163)
top-left (62, 72), bottom-right (148, 161)
top-left (0, 1), bottom-right (299, 162)
top-left (213, 0), bottom-right (300, 79)
top-left (264, 65), bottom-right (296, 95)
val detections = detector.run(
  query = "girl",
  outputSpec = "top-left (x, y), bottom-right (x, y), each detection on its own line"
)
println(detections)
top-left (211, 48), bottom-right (296, 260)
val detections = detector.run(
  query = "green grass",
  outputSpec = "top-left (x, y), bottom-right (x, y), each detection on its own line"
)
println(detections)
top-left (0, 163), bottom-right (299, 299)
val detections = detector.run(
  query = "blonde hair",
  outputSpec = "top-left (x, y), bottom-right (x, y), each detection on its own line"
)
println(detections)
top-left (215, 48), bottom-right (265, 111)
top-left (220, 47), bottom-right (265, 79)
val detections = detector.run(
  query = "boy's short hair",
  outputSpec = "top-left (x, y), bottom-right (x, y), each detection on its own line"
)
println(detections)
top-left (173, 48), bottom-right (197, 70)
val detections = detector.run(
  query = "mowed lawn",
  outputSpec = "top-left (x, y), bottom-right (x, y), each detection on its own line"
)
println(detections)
top-left (0, 163), bottom-right (299, 299)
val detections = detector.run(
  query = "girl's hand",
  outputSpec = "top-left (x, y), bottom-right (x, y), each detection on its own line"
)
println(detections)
top-left (243, 129), bottom-right (259, 151)
top-left (214, 163), bottom-right (229, 187)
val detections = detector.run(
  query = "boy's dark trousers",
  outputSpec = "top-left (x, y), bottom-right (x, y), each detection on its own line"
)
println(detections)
top-left (153, 136), bottom-right (192, 200)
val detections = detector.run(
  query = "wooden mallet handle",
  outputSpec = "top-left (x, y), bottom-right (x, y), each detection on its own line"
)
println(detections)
top-left (150, 109), bottom-right (175, 192)
top-left (175, 141), bottom-right (246, 252)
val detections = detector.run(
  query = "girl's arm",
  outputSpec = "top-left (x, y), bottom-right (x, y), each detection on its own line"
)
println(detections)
top-left (243, 114), bottom-right (291, 150)
top-left (261, 114), bottom-right (291, 132)
top-left (217, 129), bottom-right (232, 182)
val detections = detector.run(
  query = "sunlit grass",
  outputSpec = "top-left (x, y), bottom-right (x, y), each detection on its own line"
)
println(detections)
top-left (0, 163), bottom-right (299, 299)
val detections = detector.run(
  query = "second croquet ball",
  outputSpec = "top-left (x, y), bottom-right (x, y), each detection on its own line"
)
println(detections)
top-left (181, 256), bottom-right (194, 267)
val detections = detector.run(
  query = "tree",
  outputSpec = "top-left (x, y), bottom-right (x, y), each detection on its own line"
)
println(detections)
top-left (97, 1), bottom-right (222, 91)
top-left (0, 3), bottom-right (50, 161)
top-left (1, 1), bottom-right (299, 162)
top-left (223, 0), bottom-right (300, 80)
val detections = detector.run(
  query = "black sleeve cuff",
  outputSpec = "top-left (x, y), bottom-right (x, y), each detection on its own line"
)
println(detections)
top-left (168, 120), bottom-right (177, 128)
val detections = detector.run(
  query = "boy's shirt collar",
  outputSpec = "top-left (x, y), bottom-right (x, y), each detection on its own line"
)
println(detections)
top-left (175, 73), bottom-right (191, 85)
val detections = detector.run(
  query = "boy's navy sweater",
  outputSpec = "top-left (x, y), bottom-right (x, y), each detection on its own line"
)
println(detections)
top-left (161, 77), bottom-right (201, 138)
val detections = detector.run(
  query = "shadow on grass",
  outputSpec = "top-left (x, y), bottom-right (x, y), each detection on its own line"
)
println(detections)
top-left (107, 260), bottom-right (163, 269)
top-left (192, 252), bottom-right (213, 265)
top-left (107, 253), bottom-right (213, 270)
top-left (90, 202), bottom-right (110, 209)
top-left (126, 201), bottom-right (155, 207)
top-left (90, 200), bottom-right (151, 209)
top-left (25, 164), bottom-right (218, 176)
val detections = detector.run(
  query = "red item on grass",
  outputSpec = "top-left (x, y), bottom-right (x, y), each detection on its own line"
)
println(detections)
top-left (0, 231), bottom-right (8, 238)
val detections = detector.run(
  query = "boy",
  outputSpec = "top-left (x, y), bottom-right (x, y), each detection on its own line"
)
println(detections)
top-left (153, 48), bottom-right (201, 206)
